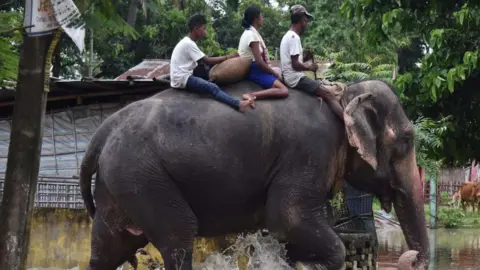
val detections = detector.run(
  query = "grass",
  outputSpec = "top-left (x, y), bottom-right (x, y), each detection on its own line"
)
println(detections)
top-left (372, 197), bottom-right (480, 228)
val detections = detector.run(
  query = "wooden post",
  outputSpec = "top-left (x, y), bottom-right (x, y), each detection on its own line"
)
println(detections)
top-left (470, 159), bottom-right (477, 182)
top-left (429, 171), bottom-right (438, 229)
top-left (0, 29), bottom-right (60, 269)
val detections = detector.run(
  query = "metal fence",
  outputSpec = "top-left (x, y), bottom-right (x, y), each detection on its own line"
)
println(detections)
top-left (424, 181), bottom-right (463, 204)
top-left (0, 176), bottom-right (94, 209)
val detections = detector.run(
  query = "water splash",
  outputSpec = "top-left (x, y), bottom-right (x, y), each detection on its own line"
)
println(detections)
top-left (196, 231), bottom-right (293, 270)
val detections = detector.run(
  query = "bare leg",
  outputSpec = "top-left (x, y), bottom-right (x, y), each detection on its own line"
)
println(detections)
top-left (315, 85), bottom-right (344, 121)
top-left (242, 80), bottom-right (289, 108)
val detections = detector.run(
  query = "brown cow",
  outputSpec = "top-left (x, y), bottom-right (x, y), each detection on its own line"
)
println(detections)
top-left (452, 182), bottom-right (480, 212)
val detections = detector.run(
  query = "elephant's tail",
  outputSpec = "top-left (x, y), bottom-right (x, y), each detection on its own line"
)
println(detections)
top-left (79, 145), bottom-right (99, 218)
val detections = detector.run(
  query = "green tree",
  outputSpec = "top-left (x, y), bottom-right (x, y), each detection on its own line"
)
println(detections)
top-left (0, 11), bottom-right (22, 83)
top-left (341, 1), bottom-right (480, 166)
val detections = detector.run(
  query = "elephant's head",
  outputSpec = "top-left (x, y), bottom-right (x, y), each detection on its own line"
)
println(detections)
top-left (341, 80), bottom-right (429, 269)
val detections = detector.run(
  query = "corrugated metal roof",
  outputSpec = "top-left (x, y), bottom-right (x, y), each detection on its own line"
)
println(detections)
top-left (115, 59), bottom-right (171, 80)
top-left (114, 58), bottom-right (329, 81)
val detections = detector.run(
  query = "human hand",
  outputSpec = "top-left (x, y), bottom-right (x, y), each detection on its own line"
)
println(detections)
top-left (272, 67), bottom-right (282, 80)
top-left (228, 52), bottom-right (239, 59)
top-left (309, 63), bottom-right (319, 72)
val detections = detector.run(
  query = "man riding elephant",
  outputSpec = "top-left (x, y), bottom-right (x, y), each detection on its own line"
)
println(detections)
top-left (80, 75), bottom-right (429, 269)
top-left (279, 5), bottom-right (345, 121)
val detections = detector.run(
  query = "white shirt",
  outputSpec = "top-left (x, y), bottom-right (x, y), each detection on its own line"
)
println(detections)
top-left (238, 26), bottom-right (266, 61)
top-left (280, 30), bottom-right (305, 87)
top-left (170, 36), bottom-right (206, 88)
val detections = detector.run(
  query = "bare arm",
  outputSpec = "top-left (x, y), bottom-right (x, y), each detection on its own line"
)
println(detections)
top-left (200, 52), bottom-right (239, 66)
top-left (250, 42), bottom-right (278, 76)
top-left (291, 54), bottom-right (317, 72)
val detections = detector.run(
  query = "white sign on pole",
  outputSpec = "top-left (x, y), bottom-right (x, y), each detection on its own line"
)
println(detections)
top-left (23, 0), bottom-right (59, 35)
top-left (24, 0), bottom-right (85, 52)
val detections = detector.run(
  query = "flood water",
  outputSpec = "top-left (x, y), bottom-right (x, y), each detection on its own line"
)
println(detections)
top-left (377, 228), bottom-right (480, 270)
top-left (24, 210), bottom-right (480, 270)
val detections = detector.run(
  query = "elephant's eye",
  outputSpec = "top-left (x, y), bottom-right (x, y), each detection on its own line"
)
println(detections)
top-left (393, 134), bottom-right (413, 159)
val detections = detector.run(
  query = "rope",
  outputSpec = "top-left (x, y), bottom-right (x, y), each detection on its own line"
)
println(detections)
top-left (43, 28), bottom-right (63, 92)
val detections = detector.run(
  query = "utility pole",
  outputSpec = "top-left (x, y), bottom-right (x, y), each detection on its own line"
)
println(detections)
top-left (0, 28), bottom-right (62, 269)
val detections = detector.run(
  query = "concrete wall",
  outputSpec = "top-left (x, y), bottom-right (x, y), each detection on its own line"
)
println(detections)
top-left (27, 208), bottom-right (237, 270)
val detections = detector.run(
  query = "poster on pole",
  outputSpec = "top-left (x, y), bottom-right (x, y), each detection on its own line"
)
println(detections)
top-left (24, 0), bottom-right (85, 52)
top-left (23, 0), bottom-right (59, 35)
top-left (50, 0), bottom-right (85, 52)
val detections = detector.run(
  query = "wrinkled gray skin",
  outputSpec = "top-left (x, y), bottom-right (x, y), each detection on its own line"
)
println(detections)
top-left (80, 80), bottom-right (429, 270)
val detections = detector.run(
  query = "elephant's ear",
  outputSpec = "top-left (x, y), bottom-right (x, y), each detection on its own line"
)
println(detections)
top-left (344, 93), bottom-right (378, 170)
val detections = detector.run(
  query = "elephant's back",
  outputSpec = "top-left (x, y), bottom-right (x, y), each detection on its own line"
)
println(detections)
top-left (105, 80), bottom-right (344, 153)
top-left (148, 80), bottom-right (339, 127)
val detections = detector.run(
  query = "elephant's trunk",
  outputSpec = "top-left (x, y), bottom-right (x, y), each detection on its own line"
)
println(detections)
top-left (393, 150), bottom-right (429, 269)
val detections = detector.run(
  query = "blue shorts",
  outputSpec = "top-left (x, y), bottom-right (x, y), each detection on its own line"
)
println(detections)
top-left (246, 62), bottom-right (277, 89)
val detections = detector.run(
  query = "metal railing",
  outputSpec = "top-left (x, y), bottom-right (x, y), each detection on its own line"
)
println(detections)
top-left (0, 175), bottom-right (94, 209)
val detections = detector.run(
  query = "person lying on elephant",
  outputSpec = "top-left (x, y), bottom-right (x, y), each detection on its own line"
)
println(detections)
top-left (279, 5), bottom-right (344, 121)
top-left (238, 6), bottom-right (289, 105)
top-left (170, 14), bottom-right (255, 112)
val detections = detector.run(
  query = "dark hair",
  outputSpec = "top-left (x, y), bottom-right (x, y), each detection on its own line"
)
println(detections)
top-left (241, 6), bottom-right (261, 29)
top-left (188, 14), bottom-right (207, 31)
top-left (291, 13), bottom-right (304, 24)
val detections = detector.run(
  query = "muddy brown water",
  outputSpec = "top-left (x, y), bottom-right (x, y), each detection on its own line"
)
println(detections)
top-left (25, 209), bottom-right (480, 269)
top-left (377, 228), bottom-right (480, 270)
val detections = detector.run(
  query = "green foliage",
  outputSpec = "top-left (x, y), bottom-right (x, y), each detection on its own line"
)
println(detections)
top-left (438, 207), bottom-right (465, 228)
top-left (340, 0), bottom-right (480, 165)
top-left (329, 191), bottom-right (344, 211)
top-left (0, 11), bottom-right (22, 83)
top-left (320, 51), bottom-right (395, 84)
top-left (413, 116), bottom-right (452, 179)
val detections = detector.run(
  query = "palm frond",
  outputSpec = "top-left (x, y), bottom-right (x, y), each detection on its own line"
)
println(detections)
top-left (335, 62), bottom-right (372, 72)
top-left (339, 71), bottom-right (370, 81)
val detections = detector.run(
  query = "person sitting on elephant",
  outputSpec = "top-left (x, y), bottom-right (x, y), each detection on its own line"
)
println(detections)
top-left (238, 6), bottom-right (289, 104)
top-left (279, 5), bottom-right (344, 121)
top-left (170, 14), bottom-right (255, 112)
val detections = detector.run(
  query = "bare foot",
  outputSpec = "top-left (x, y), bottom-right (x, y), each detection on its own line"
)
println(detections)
top-left (242, 93), bottom-right (256, 108)
top-left (239, 99), bottom-right (255, 112)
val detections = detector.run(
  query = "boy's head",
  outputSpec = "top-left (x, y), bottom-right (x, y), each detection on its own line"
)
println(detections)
top-left (188, 14), bottom-right (207, 40)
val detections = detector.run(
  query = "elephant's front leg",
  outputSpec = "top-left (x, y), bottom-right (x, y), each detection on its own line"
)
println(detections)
top-left (266, 184), bottom-right (346, 270)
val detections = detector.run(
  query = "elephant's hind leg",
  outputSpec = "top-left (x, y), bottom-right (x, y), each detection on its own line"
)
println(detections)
top-left (266, 185), bottom-right (346, 270)
top-left (87, 213), bottom-right (148, 270)
top-left (113, 177), bottom-right (198, 270)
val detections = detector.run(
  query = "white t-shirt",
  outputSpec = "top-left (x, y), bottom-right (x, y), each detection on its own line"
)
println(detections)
top-left (238, 27), bottom-right (265, 61)
top-left (170, 36), bottom-right (206, 88)
top-left (280, 30), bottom-right (305, 87)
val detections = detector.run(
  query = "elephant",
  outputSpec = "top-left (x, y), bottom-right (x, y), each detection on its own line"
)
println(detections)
top-left (79, 79), bottom-right (429, 270)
